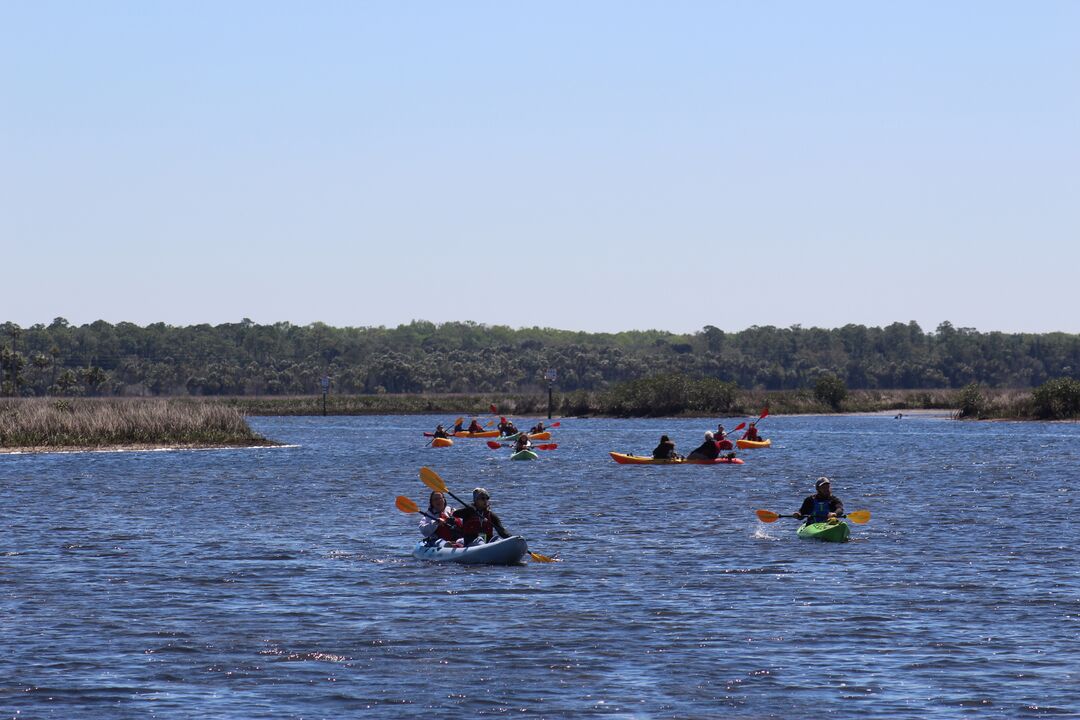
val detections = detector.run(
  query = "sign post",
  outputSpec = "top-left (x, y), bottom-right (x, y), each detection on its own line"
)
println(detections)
top-left (544, 368), bottom-right (557, 419)
top-left (320, 375), bottom-right (331, 416)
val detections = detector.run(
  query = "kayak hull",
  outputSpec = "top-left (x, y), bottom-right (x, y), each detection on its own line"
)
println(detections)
top-left (736, 438), bottom-right (772, 449)
top-left (797, 521), bottom-right (850, 542)
top-left (423, 430), bottom-right (500, 439)
top-left (431, 437), bottom-right (453, 448)
top-left (609, 452), bottom-right (744, 465)
top-left (511, 449), bottom-right (539, 461)
top-left (412, 536), bottom-right (529, 565)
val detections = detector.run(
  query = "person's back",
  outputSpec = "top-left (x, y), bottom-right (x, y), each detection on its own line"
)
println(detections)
top-left (687, 431), bottom-right (720, 461)
top-left (652, 435), bottom-right (677, 460)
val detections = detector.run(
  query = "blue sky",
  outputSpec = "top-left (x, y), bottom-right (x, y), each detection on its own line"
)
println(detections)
top-left (3, 1), bottom-right (1077, 334)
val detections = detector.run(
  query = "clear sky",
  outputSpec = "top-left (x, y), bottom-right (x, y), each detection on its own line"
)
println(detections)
top-left (3, 1), bottom-right (1077, 335)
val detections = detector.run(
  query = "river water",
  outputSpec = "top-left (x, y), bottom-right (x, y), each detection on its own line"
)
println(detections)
top-left (1, 414), bottom-right (1077, 718)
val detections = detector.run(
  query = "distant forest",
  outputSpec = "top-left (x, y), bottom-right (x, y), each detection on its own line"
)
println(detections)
top-left (2, 318), bottom-right (1079, 398)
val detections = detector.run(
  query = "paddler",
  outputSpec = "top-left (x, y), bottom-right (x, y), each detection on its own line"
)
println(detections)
top-left (715, 424), bottom-right (734, 450)
top-left (453, 419), bottom-right (465, 433)
top-left (743, 422), bottom-right (762, 441)
top-left (686, 431), bottom-right (721, 461)
top-left (652, 434), bottom-right (679, 460)
top-left (529, 420), bottom-right (546, 434)
top-left (419, 491), bottom-right (459, 544)
top-left (466, 418), bottom-right (484, 433)
top-left (498, 418), bottom-right (518, 437)
top-left (432, 424), bottom-right (451, 439)
top-left (792, 477), bottom-right (845, 524)
top-left (452, 488), bottom-right (511, 545)
top-left (513, 433), bottom-right (532, 453)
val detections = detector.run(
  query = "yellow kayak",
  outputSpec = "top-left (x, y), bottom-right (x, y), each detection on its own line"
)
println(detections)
top-left (736, 438), bottom-right (772, 449)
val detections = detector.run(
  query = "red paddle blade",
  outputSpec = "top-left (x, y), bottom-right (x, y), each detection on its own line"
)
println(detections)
top-left (490, 404), bottom-right (498, 414)
top-left (486, 441), bottom-right (502, 449)
top-left (759, 408), bottom-right (769, 420)
top-left (732, 422), bottom-right (746, 432)
top-left (549, 421), bottom-right (561, 428)
top-left (536, 443), bottom-right (558, 450)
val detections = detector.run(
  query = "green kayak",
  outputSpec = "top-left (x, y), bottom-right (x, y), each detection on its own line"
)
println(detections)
top-left (797, 520), bottom-right (850, 542)
top-left (510, 449), bottom-right (539, 461)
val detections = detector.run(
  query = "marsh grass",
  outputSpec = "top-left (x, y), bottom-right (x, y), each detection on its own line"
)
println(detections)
top-left (0, 398), bottom-right (276, 450)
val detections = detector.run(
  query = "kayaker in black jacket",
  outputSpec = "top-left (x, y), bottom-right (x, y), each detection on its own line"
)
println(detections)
top-left (432, 424), bottom-right (451, 439)
top-left (686, 431), bottom-right (721, 461)
top-left (452, 488), bottom-right (511, 545)
top-left (652, 435), bottom-right (679, 460)
top-left (513, 434), bottom-right (532, 453)
top-left (793, 477), bottom-right (844, 523)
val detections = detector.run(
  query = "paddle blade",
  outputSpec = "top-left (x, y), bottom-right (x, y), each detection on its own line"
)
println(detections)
top-left (528, 550), bottom-right (558, 563)
top-left (759, 407), bottom-right (769, 420)
top-left (485, 419), bottom-right (495, 427)
top-left (453, 417), bottom-right (463, 426)
top-left (395, 496), bottom-right (419, 514)
top-left (755, 509), bottom-right (781, 523)
top-left (732, 422), bottom-right (746, 433)
top-left (419, 466), bottom-right (448, 493)
top-left (846, 509), bottom-right (871, 524)
top-left (486, 441), bottom-right (502, 449)
top-left (536, 443), bottom-right (558, 450)
top-left (490, 404), bottom-right (498, 414)
top-left (549, 421), bottom-right (561, 428)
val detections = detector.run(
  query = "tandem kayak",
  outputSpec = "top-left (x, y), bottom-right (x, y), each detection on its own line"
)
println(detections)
top-left (608, 452), bottom-right (744, 465)
top-left (411, 536), bottom-right (529, 565)
top-left (511, 449), bottom-right (539, 461)
top-left (736, 438), bottom-right (772, 449)
top-left (498, 431), bottom-right (552, 442)
top-left (430, 437), bottom-right (453, 448)
top-left (796, 520), bottom-right (850, 542)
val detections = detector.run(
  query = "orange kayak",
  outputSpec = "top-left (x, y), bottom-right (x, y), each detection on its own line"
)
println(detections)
top-left (609, 452), bottom-right (744, 465)
top-left (431, 437), bottom-right (453, 448)
top-left (736, 438), bottom-right (772, 449)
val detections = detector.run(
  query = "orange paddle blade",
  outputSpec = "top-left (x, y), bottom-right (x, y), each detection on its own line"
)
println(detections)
top-left (846, 509), bottom-right (871, 524)
top-left (419, 467), bottom-right (447, 493)
top-left (755, 509), bottom-right (781, 523)
top-left (485, 419), bottom-right (495, 427)
top-left (396, 496), bottom-right (419, 513)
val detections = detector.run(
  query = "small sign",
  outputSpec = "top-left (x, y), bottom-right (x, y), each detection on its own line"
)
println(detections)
top-left (320, 376), bottom-right (331, 392)
top-left (544, 368), bottom-right (557, 382)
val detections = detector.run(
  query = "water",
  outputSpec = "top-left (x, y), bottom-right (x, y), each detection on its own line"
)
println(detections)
top-left (1, 414), bottom-right (1078, 718)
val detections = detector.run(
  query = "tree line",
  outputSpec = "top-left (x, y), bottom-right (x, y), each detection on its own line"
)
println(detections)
top-left (2, 318), bottom-right (1079, 399)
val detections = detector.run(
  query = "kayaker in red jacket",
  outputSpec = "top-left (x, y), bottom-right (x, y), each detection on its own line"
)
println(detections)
top-left (714, 425), bottom-right (734, 450)
top-left (466, 418), bottom-right (484, 433)
top-left (744, 422), bottom-right (762, 441)
top-left (452, 488), bottom-right (511, 545)
top-left (792, 477), bottom-right (844, 523)
top-left (687, 431), bottom-right (721, 461)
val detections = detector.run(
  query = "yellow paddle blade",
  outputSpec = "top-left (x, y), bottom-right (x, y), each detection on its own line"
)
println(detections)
top-left (485, 419), bottom-right (495, 427)
top-left (528, 550), bottom-right (558, 563)
top-left (847, 509), bottom-right (871, 524)
top-left (395, 495), bottom-right (419, 514)
top-left (755, 509), bottom-right (780, 523)
top-left (453, 417), bottom-right (463, 426)
top-left (419, 466), bottom-right (447, 493)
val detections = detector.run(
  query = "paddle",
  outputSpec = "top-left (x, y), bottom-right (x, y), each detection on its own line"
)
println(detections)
top-left (486, 441), bottom-right (558, 450)
top-left (741, 408), bottom-right (769, 440)
top-left (755, 509), bottom-right (871, 524)
top-left (417, 467), bottom-right (557, 562)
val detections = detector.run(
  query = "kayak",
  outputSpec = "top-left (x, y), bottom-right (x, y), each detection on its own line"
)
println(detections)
top-left (412, 536), bottom-right (529, 565)
top-left (797, 520), bottom-right (850, 543)
top-left (608, 452), bottom-right (744, 465)
top-left (736, 438), bottom-right (772, 449)
top-left (423, 430), bottom-right (500, 439)
top-left (499, 431), bottom-right (551, 442)
top-left (431, 437), bottom-right (453, 448)
top-left (511, 449), bottom-right (539, 461)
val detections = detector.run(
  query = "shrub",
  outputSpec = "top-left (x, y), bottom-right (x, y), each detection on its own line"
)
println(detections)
top-left (814, 374), bottom-right (848, 410)
top-left (1031, 377), bottom-right (1080, 419)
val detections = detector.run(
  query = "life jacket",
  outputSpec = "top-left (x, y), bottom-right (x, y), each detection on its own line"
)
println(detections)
top-left (809, 498), bottom-right (833, 523)
top-left (716, 438), bottom-right (733, 450)
top-left (462, 510), bottom-right (494, 541)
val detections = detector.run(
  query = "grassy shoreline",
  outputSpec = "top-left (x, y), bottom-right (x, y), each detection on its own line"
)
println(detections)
top-left (0, 398), bottom-right (280, 453)
top-left (1, 386), bottom-right (1066, 453)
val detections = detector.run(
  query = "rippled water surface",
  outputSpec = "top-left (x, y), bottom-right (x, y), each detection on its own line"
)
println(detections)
top-left (2, 414), bottom-right (1078, 718)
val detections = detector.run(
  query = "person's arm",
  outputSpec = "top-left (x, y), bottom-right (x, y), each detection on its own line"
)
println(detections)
top-left (419, 515), bottom-right (438, 537)
top-left (832, 497), bottom-right (845, 518)
top-left (490, 511), bottom-right (510, 539)
top-left (793, 497), bottom-right (813, 519)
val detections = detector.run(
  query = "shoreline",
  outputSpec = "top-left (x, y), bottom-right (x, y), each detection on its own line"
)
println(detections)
top-left (0, 440), bottom-right (287, 456)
